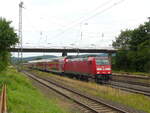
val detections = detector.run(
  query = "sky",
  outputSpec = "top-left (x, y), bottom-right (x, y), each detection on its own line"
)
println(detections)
top-left (0, 0), bottom-right (150, 57)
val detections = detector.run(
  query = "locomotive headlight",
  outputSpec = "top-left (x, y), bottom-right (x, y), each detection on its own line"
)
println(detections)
top-left (105, 68), bottom-right (111, 70)
top-left (97, 68), bottom-right (102, 70)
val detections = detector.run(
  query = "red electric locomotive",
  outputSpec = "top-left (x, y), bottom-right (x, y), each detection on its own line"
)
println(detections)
top-left (64, 56), bottom-right (111, 82)
top-left (28, 56), bottom-right (112, 82)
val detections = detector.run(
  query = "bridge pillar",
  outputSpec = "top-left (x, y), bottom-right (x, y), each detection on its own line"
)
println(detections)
top-left (62, 51), bottom-right (67, 56)
top-left (108, 53), bottom-right (112, 65)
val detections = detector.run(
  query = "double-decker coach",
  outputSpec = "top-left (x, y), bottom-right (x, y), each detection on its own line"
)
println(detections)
top-left (28, 55), bottom-right (112, 82)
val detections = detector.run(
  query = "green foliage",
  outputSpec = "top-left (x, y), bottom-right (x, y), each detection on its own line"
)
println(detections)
top-left (112, 29), bottom-right (132, 50)
top-left (35, 70), bottom-right (150, 113)
top-left (138, 39), bottom-right (150, 72)
top-left (112, 50), bottom-right (129, 70)
top-left (0, 67), bottom-right (66, 113)
top-left (113, 21), bottom-right (150, 72)
top-left (0, 18), bottom-right (18, 50)
top-left (0, 17), bottom-right (18, 72)
top-left (0, 51), bottom-right (10, 71)
top-left (35, 57), bottom-right (43, 60)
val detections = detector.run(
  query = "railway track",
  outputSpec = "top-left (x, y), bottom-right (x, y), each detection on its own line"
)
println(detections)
top-left (109, 81), bottom-right (150, 97)
top-left (112, 74), bottom-right (150, 87)
top-left (111, 79), bottom-right (150, 87)
top-left (23, 71), bottom-right (142, 113)
top-left (112, 74), bottom-right (150, 79)
top-left (110, 74), bottom-right (150, 96)
top-left (29, 69), bottom-right (150, 97)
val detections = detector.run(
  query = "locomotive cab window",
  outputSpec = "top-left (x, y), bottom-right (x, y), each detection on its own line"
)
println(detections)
top-left (96, 59), bottom-right (110, 65)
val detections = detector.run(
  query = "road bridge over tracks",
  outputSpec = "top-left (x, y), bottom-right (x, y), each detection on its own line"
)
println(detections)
top-left (9, 47), bottom-right (117, 56)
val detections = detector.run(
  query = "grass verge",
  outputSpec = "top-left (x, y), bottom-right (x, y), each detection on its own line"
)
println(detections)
top-left (32, 70), bottom-right (150, 113)
top-left (0, 67), bottom-right (67, 113)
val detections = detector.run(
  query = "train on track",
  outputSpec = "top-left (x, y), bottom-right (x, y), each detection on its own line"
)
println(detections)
top-left (28, 55), bottom-right (112, 83)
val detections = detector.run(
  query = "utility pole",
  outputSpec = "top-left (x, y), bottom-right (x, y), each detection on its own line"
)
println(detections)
top-left (18, 1), bottom-right (23, 71)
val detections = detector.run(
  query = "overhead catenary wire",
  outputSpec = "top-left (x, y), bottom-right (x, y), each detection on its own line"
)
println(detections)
top-left (22, 5), bottom-right (69, 47)
top-left (82, 0), bottom-right (125, 22)
top-left (53, 0), bottom-right (125, 39)
top-left (52, 0), bottom-right (115, 38)
top-left (20, 0), bottom-right (125, 49)
top-left (60, 0), bottom-right (114, 29)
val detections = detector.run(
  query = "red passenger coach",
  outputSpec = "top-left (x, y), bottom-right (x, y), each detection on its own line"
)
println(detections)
top-left (28, 56), bottom-right (112, 82)
top-left (64, 56), bottom-right (112, 82)
top-left (46, 57), bottom-right (66, 73)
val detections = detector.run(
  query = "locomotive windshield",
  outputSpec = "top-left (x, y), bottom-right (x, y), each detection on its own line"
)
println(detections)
top-left (96, 59), bottom-right (110, 65)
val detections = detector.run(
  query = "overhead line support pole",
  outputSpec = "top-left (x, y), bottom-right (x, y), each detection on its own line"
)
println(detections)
top-left (18, 1), bottom-right (23, 71)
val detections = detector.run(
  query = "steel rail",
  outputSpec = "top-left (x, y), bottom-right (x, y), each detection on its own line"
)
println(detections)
top-left (111, 79), bottom-right (150, 87)
top-left (0, 85), bottom-right (7, 113)
top-left (112, 74), bottom-right (150, 80)
top-left (23, 71), bottom-right (130, 113)
top-left (109, 81), bottom-right (150, 97)
top-left (29, 68), bottom-right (150, 97)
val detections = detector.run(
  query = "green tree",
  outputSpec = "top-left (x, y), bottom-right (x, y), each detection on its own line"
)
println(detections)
top-left (35, 57), bottom-right (42, 60)
top-left (138, 39), bottom-right (150, 72)
top-left (130, 22), bottom-right (150, 51)
top-left (112, 30), bottom-right (132, 71)
top-left (112, 29), bottom-right (132, 50)
top-left (0, 18), bottom-right (18, 71)
top-left (112, 21), bottom-right (150, 72)
top-left (112, 49), bottom-right (129, 70)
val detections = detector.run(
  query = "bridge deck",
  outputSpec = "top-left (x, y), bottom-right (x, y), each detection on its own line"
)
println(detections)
top-left (9, 48), bottom-right (116, 53)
